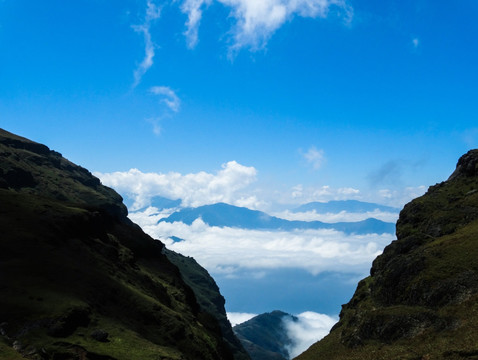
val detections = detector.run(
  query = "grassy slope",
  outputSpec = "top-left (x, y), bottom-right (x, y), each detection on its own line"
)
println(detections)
top-left (0, 129), bottom-right (232, 360)
top-left (164, 249), bottom-right (251, 360)
top-left (296, 150), bottom-right (478, 360)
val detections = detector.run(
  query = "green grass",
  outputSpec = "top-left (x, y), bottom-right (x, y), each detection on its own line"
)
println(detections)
top-left (296, 164), bottom-right (478, 360)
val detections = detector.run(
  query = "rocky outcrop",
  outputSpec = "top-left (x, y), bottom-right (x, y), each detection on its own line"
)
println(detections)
top-left (296, 150), bottom-right (478, 360)
top-left (0, 128), bottom-right (243, 360)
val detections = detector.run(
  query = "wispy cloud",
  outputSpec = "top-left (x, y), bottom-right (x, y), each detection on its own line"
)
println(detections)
top-left (412, 37), bottom-right (420, 48)
top-left (302, 146), bottom-right (326, 170)
top-left (181, 0), bottom-right (212, 48)
top-left (180, 0), bottom-right (353, 52)
top-left (150, 86), bottom-right (181, 112)
top-left (95, 161), bottom-right (258, 210)
top-left (367, 160), bottom-right (403, 186)
top-left (146, 117), bottom-right (163, 136)
top-left (132, 0), bottom-right (161, 87)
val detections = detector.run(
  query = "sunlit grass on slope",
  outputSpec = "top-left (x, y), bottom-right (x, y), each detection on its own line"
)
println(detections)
top-left (296, 150), bottom-right (478, 359)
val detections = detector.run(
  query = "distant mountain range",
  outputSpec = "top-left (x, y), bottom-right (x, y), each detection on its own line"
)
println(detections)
top-left (159, 202), bottom-right (396, 235)
top-left (292, 200), bottom-right (400, 213)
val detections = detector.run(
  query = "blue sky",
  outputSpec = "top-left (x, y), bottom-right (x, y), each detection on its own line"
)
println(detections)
top-left (1, 0), bottom-right (478, 334)
top-left (1, 0), bottom-right (477, 209)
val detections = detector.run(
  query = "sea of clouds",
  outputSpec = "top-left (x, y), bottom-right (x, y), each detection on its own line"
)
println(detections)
top-left (95, 161), bottom-right (426, 356)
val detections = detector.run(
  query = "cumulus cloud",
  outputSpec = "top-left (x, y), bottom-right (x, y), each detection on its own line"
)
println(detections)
top-left (130, 213), bottom-right (393, 276)
top-left (302, 146), bottom-right (326, 170)
top-left (227, 312), bottom-right (257, 326)
top-left (150, 86), bottom-right (181, 112)
top-left (180, 0), bottom-right (353, 52)
top-left (132, 0), bottom-right (161, 87)
top-left (95, 161), bottom-right (258, 210)
top-left (284, 311), bottom-right (338, 358)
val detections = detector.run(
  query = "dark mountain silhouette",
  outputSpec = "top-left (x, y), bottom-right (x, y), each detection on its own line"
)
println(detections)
top-left (0, 128), bottom-right (249, 360)
top-left (160, 203), bottom-right (395, 235)
top-left (296, 150), bottom-right (478, 359)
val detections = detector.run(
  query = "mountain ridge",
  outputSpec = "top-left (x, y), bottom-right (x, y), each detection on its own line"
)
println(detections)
top-left (0, 128), bottom-right (248, 360)
top-left (160, 202), bottom-right (396, 235)
top-left (295, 149), bottom-right (478, 359)
top-left (292, 200), bottom-right (399, 214)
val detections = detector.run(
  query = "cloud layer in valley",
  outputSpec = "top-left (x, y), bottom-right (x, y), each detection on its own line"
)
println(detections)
top-left (129, 209), bottom-right (394, 276)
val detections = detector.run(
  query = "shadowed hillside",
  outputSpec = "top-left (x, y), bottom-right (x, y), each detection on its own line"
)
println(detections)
top-left (296, 150), bottom-right (478, 360)
top-left (0, 128), bottom-right (247, 360)
top-left (233, 311), bottom-right (296, 360)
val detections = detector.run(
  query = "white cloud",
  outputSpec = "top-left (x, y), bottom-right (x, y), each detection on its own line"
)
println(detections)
top-left (181, 0), bottom-right (212, 48)
top-left (150, 86), bottom-right (181, 112)
top-left (284, 311), bottom-right (338, 358)
top-left (412, 37), bottom-right (419, 48)
top-left (131, 215), bottom-right (393, 276)
top-left (180, 0), bottom-right (352, 52)
top-left (273, 209), bottom-right (399, 223)
top-left (227, 312), bottom-right (257, 326)
top-left (146, 117), bottom-right (162, 135)
top-left (302, 146), bottom-right (326, 170)
top-left (95, 161), bottom-right (258, 210)
top-left (377, 186), bottom-right (427, 208)
top-left (132, 0), bottom-right (161, 87)
top-left (284, 184), bottom-right (361, 205)
top-left (128, 206), bottom-right (178, 226)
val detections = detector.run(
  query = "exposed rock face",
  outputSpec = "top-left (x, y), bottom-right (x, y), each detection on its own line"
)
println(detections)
top-left (0, 128), bottom-right (246, 360)
top-left (296, 150), bottom-right (478, 360)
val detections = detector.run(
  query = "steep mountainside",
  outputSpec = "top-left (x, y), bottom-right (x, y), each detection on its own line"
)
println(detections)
top-left (296, 150), bottom-right (478, 360)
top-left (0, 128), bottom-right (245, 360)
top-left (161, 203), bottom-right (395, 235)
top-left (164, 249), bottom-right (249, 360)
top-left (233, 311), bottom-right (296, 360)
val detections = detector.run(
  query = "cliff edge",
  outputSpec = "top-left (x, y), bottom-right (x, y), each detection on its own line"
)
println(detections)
top-left (296, 150), bottom-right (478, 360)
